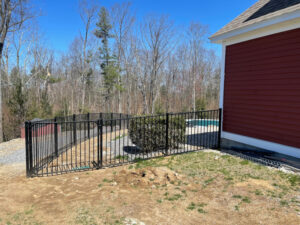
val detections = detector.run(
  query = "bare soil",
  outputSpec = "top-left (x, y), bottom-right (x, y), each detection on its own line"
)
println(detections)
top-left (0, 150), bottom-right (299, 225)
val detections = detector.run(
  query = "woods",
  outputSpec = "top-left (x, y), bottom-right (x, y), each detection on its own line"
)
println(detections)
top-left (0, 0), bottom-right (220, 141)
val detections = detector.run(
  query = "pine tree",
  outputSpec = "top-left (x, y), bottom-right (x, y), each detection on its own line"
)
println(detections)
top-left (94, 7), bottom-right (120, 112)
top-left (6, 68), bottom-right (28, 139)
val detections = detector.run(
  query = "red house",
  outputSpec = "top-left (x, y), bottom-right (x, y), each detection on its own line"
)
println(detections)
top-left (21, 118), bottom-right (61, 138)
top-left (210, 0), bottom-right (300, 159)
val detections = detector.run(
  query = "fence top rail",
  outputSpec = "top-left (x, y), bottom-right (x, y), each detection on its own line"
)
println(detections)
top-left (25, 109), bottom-right (221, 125)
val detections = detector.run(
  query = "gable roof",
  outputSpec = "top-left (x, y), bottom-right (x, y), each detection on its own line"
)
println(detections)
top-left (210, 0), bottom-right (300, 41)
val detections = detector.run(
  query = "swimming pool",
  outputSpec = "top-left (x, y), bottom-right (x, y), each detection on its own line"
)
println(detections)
top-left (186, 119), bottom-right (219, 127)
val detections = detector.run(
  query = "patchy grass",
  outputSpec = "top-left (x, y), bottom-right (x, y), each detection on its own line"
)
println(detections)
top-left (187, 202), bottom-right (207, 213)
top-left (102, 178), bottom-right (114, 183)
top-left (241, 196), bottom-right (251, 204)
top-left (0, 150), bottom-right (299, 225)
top-left (114, 155), bottom-right (129, 161)
top-left (112, 134), bottom-right (127, 141)
top-left (187, 202), bottom-right (196, 210)
top-left (165, 193), bottom-right (183, 201)
top-left (3, 207), bottom-right (42, 225)
top-left (75, 207), bottom-right (97, 225)
top-left (232, 195), bottom-right (242, 199)
top-left (254, 189), bottom-right (263, 196)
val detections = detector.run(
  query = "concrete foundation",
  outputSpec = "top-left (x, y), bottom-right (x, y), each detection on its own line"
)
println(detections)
top-left (221, 138), bottom-right (266, 152)
top-left (221, 138), bottom-right (300, 169)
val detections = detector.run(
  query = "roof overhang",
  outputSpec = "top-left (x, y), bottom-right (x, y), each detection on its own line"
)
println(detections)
top-left (210, 9), bottom-right (300, 44)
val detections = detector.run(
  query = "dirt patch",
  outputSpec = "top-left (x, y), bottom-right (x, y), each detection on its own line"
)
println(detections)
top-left (115, 167), bottom-right (182, 188)
top-left (0, 162), bottom-right (25, 178)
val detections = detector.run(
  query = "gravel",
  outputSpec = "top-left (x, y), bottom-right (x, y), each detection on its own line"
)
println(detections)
top-left (0, 138), bottom-right (25, 156)
top-left (0, 138), bottom-right (25, 165)
top-left (0, 148), bottom-right (25, 165)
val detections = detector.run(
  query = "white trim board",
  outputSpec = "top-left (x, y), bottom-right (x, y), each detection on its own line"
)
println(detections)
top-left (222, 131), bottom-right (300, 158)
top-left (219, 44), bottom-right (226, 109)
top-left (210, 9), bottom-right (300, 44)
top-left (223, 17), bottom-right (300, 46)
top-left (219, 44), bottom-right (226, 133)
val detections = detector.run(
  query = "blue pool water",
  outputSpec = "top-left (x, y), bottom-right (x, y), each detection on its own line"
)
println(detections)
top-left (186, 119), bottom-right (219, 127)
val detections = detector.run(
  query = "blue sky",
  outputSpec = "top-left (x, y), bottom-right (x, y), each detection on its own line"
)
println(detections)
top-left (33, 0), bottom-right (257, 55)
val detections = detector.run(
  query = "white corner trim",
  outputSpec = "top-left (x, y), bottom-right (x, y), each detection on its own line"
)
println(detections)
top-left (219, 44), bottom-right (226, 133)
top-left (210, 9), bottom-right (300, 44)
top-left (222, 131), bottom-right (300, 158)
top-left (219, 44), bottom-right (225, 109)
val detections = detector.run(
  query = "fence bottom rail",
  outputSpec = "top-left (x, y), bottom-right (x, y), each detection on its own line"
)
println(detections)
top-left (25, 109), bottom-right (222, 177)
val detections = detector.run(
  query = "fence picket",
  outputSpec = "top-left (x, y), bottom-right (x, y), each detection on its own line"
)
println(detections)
top-left (25, 110), bottom-right (221, 177)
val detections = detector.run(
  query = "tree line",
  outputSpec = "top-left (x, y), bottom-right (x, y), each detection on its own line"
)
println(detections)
top-left (0, 0), bottom-right (220, 141)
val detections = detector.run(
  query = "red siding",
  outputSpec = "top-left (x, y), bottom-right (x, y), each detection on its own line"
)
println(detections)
top-left (20, 124), bottom-right (61, 138)
top-left (223, 28), bottom-right (300, 149)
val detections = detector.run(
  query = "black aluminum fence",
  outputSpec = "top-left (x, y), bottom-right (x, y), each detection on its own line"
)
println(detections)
top-left (25, 109), bottom-right (222, 177)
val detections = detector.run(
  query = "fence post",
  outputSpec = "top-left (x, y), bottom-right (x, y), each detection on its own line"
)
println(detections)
top-left (25, 122), bottom-right (29, 177)
top-left (111, 113), bottom-right (113, 132)
top-left (218, 108), bottom-right (222, 149)
top-left (100, 118), bottom-right (103, 167)
top-left (87, 113), bottom-right (90, 139)
top-left (165, 113), bottom-right (169, 155)
top-left (26, 121), bottom-right (33, 177)
top-left (73, 114), bottom-right (77, 144)
top-left (54, 117), bottom-right (58, 157)
top-left (97, 119), bottom-right (103, 168)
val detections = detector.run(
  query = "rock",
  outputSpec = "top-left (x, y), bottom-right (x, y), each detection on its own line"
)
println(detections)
top-left (124, 218), bottom-right (146, 225)
top-left (278, 167), bottom-right (295, 174)
top-left (111, 181), bottom-right (118, 186)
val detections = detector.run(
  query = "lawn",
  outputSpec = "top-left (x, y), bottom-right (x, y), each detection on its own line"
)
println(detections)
top-left (0, 150), bottom-right (299, 225)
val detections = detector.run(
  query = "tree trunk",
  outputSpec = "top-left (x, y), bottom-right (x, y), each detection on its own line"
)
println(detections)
top-left (192, 74), bottom-right (196, 112)
top-left (0, 43), bottom-right (4, 142)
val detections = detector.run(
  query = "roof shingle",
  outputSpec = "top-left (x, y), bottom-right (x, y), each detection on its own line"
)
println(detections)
top-left (210, 0), bottom-right (300, 39)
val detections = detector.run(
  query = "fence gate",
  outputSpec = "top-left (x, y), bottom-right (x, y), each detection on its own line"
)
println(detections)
top-left (25, 109), bottom-right (222, 177)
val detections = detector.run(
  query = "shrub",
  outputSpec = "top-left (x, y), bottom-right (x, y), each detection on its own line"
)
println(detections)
top-left (129, 115), bottom-right (186, 153)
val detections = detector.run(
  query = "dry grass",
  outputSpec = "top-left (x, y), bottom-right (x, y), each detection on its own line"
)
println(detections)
top-left (0, 150), bottom-right (299, 225)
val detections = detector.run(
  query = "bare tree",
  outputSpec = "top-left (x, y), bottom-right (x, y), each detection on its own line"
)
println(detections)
top-left (139, 15), bottom-right (176, 114)
top-left (78, 0), bottom-right (97, 111)
top-left (186, 22), bottom-right (208, 111)
top-left (0, 0), bottom-right (34, 142)
top-left (0, 1), bottom-right (221, 142)
top-left (111, 1), bottom-right (135, 113)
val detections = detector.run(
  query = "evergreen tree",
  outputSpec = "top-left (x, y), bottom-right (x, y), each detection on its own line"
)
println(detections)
top-left (6, 69), bottom-right (28, 139)
top-left (94, 7), bottom-right (120, 111)
top-left (8, 68), bottom-right (27, 122)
